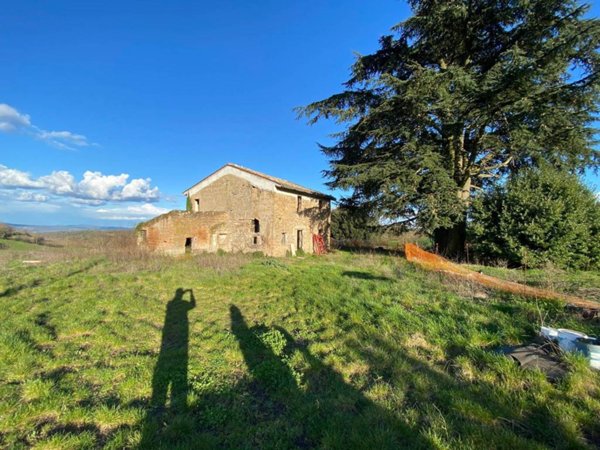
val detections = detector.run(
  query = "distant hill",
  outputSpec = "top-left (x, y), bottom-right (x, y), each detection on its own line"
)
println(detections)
top-left (6, 223), bottom-right (132, 233)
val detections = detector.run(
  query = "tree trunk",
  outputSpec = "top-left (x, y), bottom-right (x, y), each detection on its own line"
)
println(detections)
top-left (434, 178), bottom-right (470, 260)
top-left (434, 219), bottom-right (467, 260)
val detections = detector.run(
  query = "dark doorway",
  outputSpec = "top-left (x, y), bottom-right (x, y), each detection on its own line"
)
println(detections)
top-left (253, 219), bottom-right (260, 233)
top-left (185, 237), bottom-right (192, 253)
top-left (297, 230), bottom-right (303, 251)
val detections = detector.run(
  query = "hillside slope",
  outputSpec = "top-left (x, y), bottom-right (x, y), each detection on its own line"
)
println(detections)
top-left (1, 237), bottom-right (599, 449)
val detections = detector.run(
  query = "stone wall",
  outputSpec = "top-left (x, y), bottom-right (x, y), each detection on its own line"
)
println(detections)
top-left (139, 173), bottom-right (331, 256)
top-left (271, 191), bottom-right (331, 256)
top-left (138, 210), bottom-right (229, 255)
top-left (190, 174), bottom-right (276, 254)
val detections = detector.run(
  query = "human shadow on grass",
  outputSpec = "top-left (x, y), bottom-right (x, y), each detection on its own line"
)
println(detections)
top-left (139, 288), bottom-right (195, 448)
top-left (228, 304), bottom-right (427, 449)
top-left (139, 300), bottom-right (426, 448)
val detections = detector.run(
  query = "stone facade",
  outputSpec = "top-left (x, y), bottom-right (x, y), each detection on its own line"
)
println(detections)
top-left (137, 164), bottom-right (332, 256)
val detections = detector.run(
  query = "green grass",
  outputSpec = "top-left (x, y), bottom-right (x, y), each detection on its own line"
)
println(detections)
top-left (1, 237), bottom-right (599, 449)
top-left (0, 238), bottom-right (44, 251)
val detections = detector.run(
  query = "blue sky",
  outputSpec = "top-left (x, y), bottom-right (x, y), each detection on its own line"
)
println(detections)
top-left (1, 0), bottom-right (598, 226)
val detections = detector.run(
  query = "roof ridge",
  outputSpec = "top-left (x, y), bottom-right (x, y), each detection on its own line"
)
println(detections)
top-left (184, 163), bottom-right (335, 200)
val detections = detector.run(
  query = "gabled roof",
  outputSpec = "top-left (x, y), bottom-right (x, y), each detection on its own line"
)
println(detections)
top-left (183, 163), bottom-right (335, 200)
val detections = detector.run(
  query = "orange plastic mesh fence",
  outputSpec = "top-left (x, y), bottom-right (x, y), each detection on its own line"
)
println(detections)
top-left (404, 243), bottom-right (599, 310)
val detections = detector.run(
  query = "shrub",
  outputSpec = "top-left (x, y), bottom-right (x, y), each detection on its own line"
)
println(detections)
top-left (469, 166), bottom-right (600, 270)
top-left (0, 224), bottom-right (17, 239)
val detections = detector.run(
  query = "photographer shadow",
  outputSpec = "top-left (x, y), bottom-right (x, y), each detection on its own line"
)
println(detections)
top-left (229, 304), bottom-right (425, 448)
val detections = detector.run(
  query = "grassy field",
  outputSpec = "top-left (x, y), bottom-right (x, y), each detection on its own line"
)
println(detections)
top-left (0, 232), bottom-right (599, 449)
top-left (0, 238), bottom-right (44, 252)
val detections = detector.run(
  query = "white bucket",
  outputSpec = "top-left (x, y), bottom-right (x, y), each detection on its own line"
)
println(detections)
top-left (557, 329), bottom-right (588, 353)
top-left (576, 338), bottom-right (600, 370)
top-left (540, 326), bottom-right (559, 339)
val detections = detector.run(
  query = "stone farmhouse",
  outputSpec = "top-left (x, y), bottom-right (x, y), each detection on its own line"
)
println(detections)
top-left (137, 163), bottom-right (334, 256)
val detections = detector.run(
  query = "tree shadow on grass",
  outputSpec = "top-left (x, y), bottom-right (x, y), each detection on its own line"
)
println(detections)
top-left (0, 260), bottom-right (99, 298)
top-left (0, 279), bottom-right (42, 297)
top-left (344, 331), bottom-right (593, 448)
top-left (342, 270), bottom-right (393, 281)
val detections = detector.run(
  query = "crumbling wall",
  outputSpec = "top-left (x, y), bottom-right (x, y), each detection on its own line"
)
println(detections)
top-left (141, 174), bottom-right (332, 257)
top-left (138, 211), bottom-right (229, 255)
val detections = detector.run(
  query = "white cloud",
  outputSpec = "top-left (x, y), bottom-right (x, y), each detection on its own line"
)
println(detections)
top-left (39, 170), bottom-right (76, 195)
top-left (0, 104), bottom-right (31, 132)
top-left (95, 203), bottom-right (169, 220)
top-left (0, 103), bottom-right (93, 150)
top-left (120, 177), bottom-right (160, 201)
top-left (71, 198), bottom-right (106, 206)
top-left (16, 191), bottom-right (49, 202)
top-left (77, 171), bottom-right (129, 200)
top-left (0, 165), bottom-right (43, 188)
top-left (37, 130), bottom-right (91, 149)
top-left (73, 171), bottom-right (160, 201)
top-left (0, 164), bottom-right (161, 204)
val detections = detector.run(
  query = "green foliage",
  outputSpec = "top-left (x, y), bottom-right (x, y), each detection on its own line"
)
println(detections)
top-left (261, 258), bottom-right (288, 269)
top-left (470, 167), bottom-right (600, 269)
top-left (331, 202), bottom-right (379, 241)
top-left (0, 224), bottom-right (41, 246)
top-left (253, 327), bottom-right (287, 357)
top-left (0, 223), bottom-right (15, 239)
top-left (299, 0), bottom-right (600, 255)
top-left (186, 195), bottom-right (192, 212)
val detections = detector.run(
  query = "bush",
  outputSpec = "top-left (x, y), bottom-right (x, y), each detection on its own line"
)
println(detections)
top-left (469, 167), bottom-right (600, 270)
top-left (0, 224), bottom-right (15, 239)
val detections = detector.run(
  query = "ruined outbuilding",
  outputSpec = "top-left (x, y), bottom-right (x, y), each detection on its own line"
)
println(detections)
top-left (137, 163), bottom-right (333, 256)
